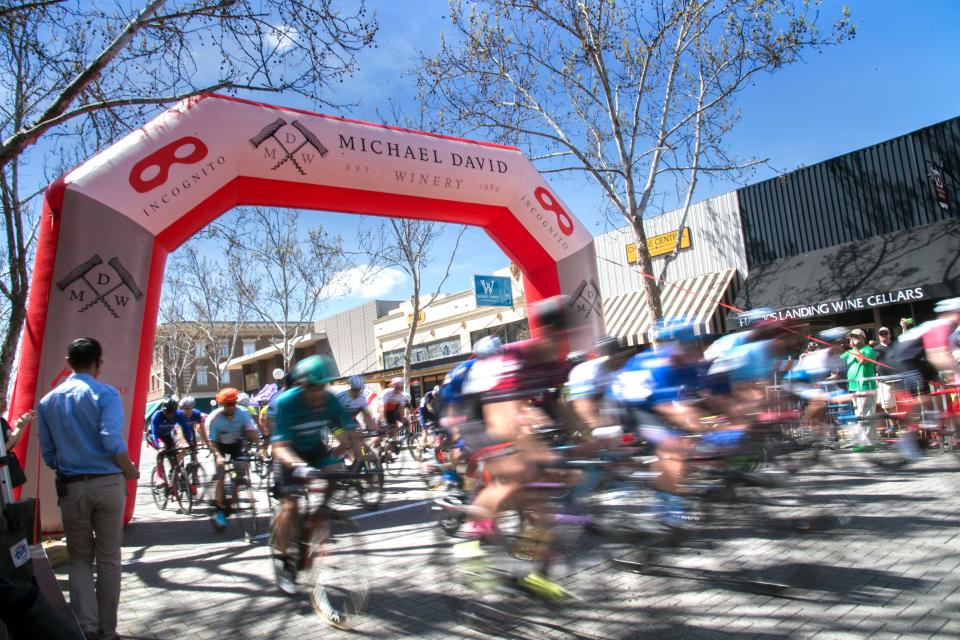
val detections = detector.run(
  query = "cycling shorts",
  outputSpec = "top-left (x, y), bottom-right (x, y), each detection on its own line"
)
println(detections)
top-left (216, 441), bottom-right (245, 460)
top-left (272, 444), bottom-right (340, 497)
top-left (158, 432), bottom-right (177, 453)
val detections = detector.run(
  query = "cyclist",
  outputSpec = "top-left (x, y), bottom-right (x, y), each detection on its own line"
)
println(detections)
top-left (459, 297), bottom-right (572, 538)
top-left (608, 318), bottom-right (711, 521)
top-left (379, 377), bottom-right (410, 441)
top-left (177, 396), bottom-right (206, 491)
top-left (207, 387), bottom-right (259, 530)
top-left (435, 336), bottom-right (504, 490)
top-left (149, 397), bottom-right (194, 483)
top-left (238, 392), bottom-right (260, 429)
top-left (177, 396), bottom-right (207, 448)
top-left (337, 375), bottom-right (377, 461)
top-left (271, 356), bottom-right (362, 594)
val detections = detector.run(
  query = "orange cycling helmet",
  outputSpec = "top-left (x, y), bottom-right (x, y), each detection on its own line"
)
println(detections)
top-left (216, 387), bottom-right (240, 405)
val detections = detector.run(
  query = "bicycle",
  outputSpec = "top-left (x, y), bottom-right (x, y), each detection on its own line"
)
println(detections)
top-left (150, 446), bottom-right (204, 513)
top-left (215, 455), bottom-right (259, 542)
top-left (269, 468), bottom-right (371, 629)
top-left (341, 445), bottom-right (385, 511)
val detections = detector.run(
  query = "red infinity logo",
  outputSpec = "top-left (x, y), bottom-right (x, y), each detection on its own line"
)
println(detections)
top-left (534, 186), bottom-right (574, 236)
top-left (129, 136), bottom-right (208, 193)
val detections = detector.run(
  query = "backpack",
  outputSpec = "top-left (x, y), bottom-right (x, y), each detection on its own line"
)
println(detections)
top-left (885, 324), bottom-right (939, 383)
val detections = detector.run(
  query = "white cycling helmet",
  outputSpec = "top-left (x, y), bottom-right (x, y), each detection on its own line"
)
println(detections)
top-left (935, 297), bottom-right (960, 314)
top-left (178, 396), bottom-right (196, 410)
top-left (237, 392), bottom-right (251, 407)
top-left (272, 368), bottom-right (285, 381)
top-left (348, 375), bottom-right (365, 390)
top-left (474, 335), bottom-right (503, 358)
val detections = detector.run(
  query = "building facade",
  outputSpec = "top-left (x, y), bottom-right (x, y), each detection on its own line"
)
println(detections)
top-left (147, 321), bottom-right (311, 406)
top-left (371, 266), bottom-right (527, 400)
top-left (731, 116), bottom-right (959, 338)
top-left (594, 191), bottom-right (745, 345)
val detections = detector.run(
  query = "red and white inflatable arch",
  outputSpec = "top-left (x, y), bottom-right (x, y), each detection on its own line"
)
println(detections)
top-left (9, 94), bottom-right (603, 532)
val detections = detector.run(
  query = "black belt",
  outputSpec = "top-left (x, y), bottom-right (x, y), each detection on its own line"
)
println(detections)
top-left (63, 472), bottom-right (122, 484)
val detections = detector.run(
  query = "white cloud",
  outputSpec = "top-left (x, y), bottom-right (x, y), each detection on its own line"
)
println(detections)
top-left (327, 265), bottom-right (407, 300)
top-left (266, 24), bottom-right (298, 52)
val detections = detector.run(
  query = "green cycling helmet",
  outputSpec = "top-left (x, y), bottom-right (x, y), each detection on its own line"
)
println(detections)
top-left (293, 355), bottom-right (334, 386)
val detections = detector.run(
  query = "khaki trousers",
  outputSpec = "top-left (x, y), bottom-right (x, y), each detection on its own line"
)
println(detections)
top-left (59, 473), bottom-right (126, 639)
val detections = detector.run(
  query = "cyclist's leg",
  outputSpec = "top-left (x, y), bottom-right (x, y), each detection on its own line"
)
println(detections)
top-left (272, 496), bottom-right (300, 554)
top-left (158, 433), bottom-right (176, 482)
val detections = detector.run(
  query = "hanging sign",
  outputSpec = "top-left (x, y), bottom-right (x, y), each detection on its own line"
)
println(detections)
top-left (626, 227), bottom-right (691, 263)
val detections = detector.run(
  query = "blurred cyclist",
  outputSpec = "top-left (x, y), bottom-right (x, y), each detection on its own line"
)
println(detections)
top-left (609, 318), bottom-right (709, 521)
top-left (271, 356), bottom-right (362, 591)
top-left (459, 296), bottom-right (572, 538)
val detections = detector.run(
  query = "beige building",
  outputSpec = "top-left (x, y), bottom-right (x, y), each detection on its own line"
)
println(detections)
top-left (372, 266), bottom-right (527, 401)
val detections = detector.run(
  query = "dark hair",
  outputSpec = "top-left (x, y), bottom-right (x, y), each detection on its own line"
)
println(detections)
top-left (67, 337), bottom-right (103, 370)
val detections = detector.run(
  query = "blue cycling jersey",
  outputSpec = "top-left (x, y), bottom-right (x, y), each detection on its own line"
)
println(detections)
top-left (150, 410), bottom-right (193, 444)
top-left (440, 359), bottom-right (475, 406)
top-left (608, 346), bottom-right (701, 410)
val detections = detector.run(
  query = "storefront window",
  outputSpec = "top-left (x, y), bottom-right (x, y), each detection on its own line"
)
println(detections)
top-left (383, 336), bottom-right (462, 369)
top-left (470, 318), bottom-right (530, 348)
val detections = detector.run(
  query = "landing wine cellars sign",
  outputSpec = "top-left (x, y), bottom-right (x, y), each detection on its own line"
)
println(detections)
top-left (735, 286), bottom-right (927, 328)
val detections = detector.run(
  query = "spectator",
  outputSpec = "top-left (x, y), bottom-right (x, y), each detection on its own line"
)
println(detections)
top-left (899, 317), bottom-right (914, 336)
top-left (0, 393), bottom-right (33, 489)
top-left (873, 327), bottom-right (896, 416)
top-left (841, 328), bottom-right (877, 449)
top-left (37, 337), bottom-right (139, 640)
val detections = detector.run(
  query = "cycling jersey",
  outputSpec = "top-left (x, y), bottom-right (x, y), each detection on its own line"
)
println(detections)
top-left (380, 388), bottom-right (409, 422)
top-left (207, 407), bottom-right (254, 445)
top-left (178, 409), bottom-right (204, 437)
top-left (441, 359), bottom-right (475, 407)
top-left (272, 386), bottom-right (352, 457)
top-left (462, 340), bottom-right (568, 404)
top-left (608, 346), bottom-right (701, 411)
top-left (337, 390), bottom-right (369, 418)
top-left (565, 356), bottom-right (615, 401)
top-left (150, 410), bottom-right (192, 447)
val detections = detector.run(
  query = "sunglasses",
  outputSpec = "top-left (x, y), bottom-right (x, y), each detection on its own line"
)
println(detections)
top-left (223, 401), bottom-right (237, 407)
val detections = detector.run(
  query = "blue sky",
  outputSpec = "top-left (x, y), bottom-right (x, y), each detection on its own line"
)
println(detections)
top-left (298, 0), bottom-right (960, 317)
top-left (17, 1), bottom-right (959, 320)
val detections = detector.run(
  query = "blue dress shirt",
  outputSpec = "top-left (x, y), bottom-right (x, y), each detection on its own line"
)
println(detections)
top-left (38, 373), bottom-right (128, 477)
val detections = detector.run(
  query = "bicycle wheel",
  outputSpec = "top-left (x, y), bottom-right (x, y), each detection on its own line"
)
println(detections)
top-left (173, 466), bottom-right (194, 514)
top-left (150, 465), bottom-right (169, 511)
top-left (235, 470), bottom-right (259, 543)
top-left (407, 426), bottom-right (426, 462)
top-left (381, 442), bottom-right (406, 477)
top-left (310, 512), bottom-right (369, 630)
top-left (189, 461), bottom-right (209, 503)
top-left (354, 455), bottom-right (384, 511)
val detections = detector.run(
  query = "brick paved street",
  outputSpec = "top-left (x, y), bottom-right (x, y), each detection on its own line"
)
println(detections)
top-left (55, 450), bottom-right (960, 639)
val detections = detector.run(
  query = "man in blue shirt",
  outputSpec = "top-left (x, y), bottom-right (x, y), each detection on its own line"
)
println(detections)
top-left (37, 337), bottom-right (138, 640)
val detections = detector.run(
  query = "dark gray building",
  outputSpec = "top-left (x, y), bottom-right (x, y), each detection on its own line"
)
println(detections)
top-left (731, 116), bottom-right (959, 335)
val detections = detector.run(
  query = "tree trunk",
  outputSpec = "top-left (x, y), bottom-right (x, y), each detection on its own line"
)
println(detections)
top-left (0, 292), bottom-right (26, 394)
top-left (629, 214), bottom-right (664, 335)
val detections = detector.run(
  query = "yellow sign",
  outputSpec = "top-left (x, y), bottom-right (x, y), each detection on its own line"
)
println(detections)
top-left (405, 310), bottom-right (426, 325)
top-left (626, 227), bottom-right (691, 264)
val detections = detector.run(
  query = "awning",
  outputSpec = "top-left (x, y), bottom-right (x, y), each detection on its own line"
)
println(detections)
top-left (729, 217), bottom-right (960, 329)
top-left (603, 269), bottom-right (738, 346)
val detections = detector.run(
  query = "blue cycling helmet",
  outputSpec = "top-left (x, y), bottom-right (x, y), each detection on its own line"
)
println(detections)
top-left (347, 375), bottom-right (365, 390)
top-left (653, 317), bottom-right (698, 343)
